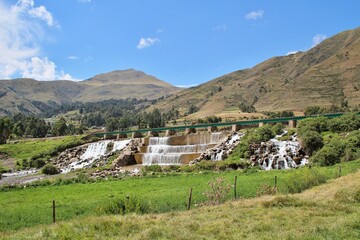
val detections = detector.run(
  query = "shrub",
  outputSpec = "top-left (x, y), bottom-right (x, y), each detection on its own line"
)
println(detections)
top-left (196, 160), bottom-right (216, 171)
top-left (328, 113), bottom-right (360, 132)
top-left (41, 164), bottom-right (60, 175)
top-left (97, 195), bottom-right (151, 215)
top-left (284, 168), bottom-right (326, 193)
top-left (203, 177), bottom-right (231, 205)
top-left (256, 183), bottom-right (276, 197)
top-left (142, 165), bottom-right (162, 173)
top-left (310, 139), bottom-right (346, 166)
top-left (30, 158), bottom-right (46, 168)
top-left (272, 123), bottom-right (284, 135)
top-left (299, 130), bottom-right (323, 156)
top-left (298, 117), bottom-right (329, 134)
top-left (162, 165), bottom-right (181, 172)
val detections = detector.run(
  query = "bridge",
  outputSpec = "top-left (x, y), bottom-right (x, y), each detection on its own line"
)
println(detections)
top-left (94, 112), bottom-right (352, 139)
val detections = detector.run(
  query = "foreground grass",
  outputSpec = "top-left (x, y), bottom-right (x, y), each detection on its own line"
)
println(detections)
top-left (2, 167), bottom-right (360, 239)
top-left (0, 159), bottom-right (360, 233)
top-left (0, 136), bottom-right (84, 162)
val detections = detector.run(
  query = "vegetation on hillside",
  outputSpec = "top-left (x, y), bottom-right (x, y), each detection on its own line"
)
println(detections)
top-left (297, 113), bottom-right (360, 166)
top-left (0, 135), bottom-right (85, 170)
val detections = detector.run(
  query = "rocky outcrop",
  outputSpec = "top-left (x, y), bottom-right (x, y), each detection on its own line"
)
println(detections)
top-left (90, 167), bottom-right (141, 179)
top-left (54, 145), bottom-right (88, 170)
top-left (111, 140), bottom-right (141, 168)
top-left (190, 132), bottom-right (244, 164)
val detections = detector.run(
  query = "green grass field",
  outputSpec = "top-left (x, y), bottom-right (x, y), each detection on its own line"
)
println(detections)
top-left (1, 165), bottom-right (360, 240)
top-left (0, 136), bottom-right (84, 162)
top-left (0, 159), bottom-right (359, 233)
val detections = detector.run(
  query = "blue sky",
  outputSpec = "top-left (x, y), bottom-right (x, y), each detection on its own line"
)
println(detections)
top-left (0, 0), bottom-right (359, 87)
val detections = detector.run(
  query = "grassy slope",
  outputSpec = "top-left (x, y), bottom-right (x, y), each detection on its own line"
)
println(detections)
top-left (0, 160), bottom-right (359, 234)
top-left (0, 136), bottom-right (83, 166)
top-left (1, 164), bottom-right (360, 239)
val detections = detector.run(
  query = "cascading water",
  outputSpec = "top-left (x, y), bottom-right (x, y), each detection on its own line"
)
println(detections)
top-left (61, 139), bottom-right (130, 173)
top-left (210, 133), bottom-right (242, 161)
top-left (254, 132), bottom-right (308, 170)
top-left (142, 133), bottom-right (227, 165)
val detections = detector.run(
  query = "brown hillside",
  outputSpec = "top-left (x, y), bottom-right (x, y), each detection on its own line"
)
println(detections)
top-left (0, 69), bottom-right (181, 115)
top-left (153, 27), bottom-right (360, 118)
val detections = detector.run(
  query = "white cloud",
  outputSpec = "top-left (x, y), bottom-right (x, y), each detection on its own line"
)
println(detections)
top-left (0, 0), bottom-right (75, 80)
top-left (213, 24), bottom-right (229, 32)
top-left (137, 37), bottom-right (160, 49)
top-left (67, 56), bottom-right (79, 60)
top-left (312, 34), bottom-right (327, 47)
top-left (286, 51), bottom-right (299, 55)
top-left (175, 84), bottom-right (198, 88)
top-left (245, 10), bottom-right (264, 20)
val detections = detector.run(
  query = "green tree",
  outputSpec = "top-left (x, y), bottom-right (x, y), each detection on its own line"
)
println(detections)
top-left (52, 117), bottom-right (68, 136)
top-left (106, 118), bottom-right (119, 132)
top-left (12, 122), bottom-right (25, 137)
top-left (299, 130), bottom-right (323, 156)
top-left (0, 117), bottom-right (12, 144)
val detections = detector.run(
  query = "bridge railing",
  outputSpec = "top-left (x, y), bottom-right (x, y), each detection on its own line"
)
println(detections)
top-left (94, 112), bottom-right (353, 137)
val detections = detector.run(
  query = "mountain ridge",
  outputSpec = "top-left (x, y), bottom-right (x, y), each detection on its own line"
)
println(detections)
top-left (0, 69), bottom-right (180, 116)
top-left (151, 27), bottom-right (360, 118)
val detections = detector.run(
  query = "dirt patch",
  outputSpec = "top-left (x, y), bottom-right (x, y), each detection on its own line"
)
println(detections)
top-left (0, 153), bottom-right (16, 170)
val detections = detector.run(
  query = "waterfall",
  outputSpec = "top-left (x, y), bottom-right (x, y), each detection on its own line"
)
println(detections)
top-left (142, 133), bottom-right (229, 165)
top-left (112, 140), bottom-right (131, 152)
top-left (210, 132), bottom-right (227, 143)
top-left (61, 139), bottom-right (130, 173)
top-left (80, 140), bottom-right (112, 161)
top-left (256, 133), bottom-right (307, 170)
top-left (149, 137), bottom-right (170, 145)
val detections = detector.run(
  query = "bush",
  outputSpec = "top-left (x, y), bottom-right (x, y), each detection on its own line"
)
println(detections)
top-left (30, 158), bottom-right (46, 168)
top-left (142, 165), bottom-right (162, 173)
top-left (203, 177), bottom-right (231, 205)
top-left (256, 183), bottom-right (276, 196)
top-left (162, 165), bottom-right (181, 172)
top-left (41, 164), bottom-right (60, 175)
top-left (284, 168), bottom-right (326, 193)
top-left (97, 195), bottom-right (151, 215)
top-left (272, 123), bottom-right (284, 135)
top-left (310, 139), bottom-right (346, 166)
top-left (328, 113), bottom-right (360, 132)
top-left (299, 130), bottom-right (323, 156)
top-left (196, 160), bottom-right (216, 171)
top-left (298, 117), bottom-right (329, 134)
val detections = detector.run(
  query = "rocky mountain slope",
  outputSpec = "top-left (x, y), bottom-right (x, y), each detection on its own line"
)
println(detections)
top-left (153, 27), bottom-right (360, 116)
top-left (0, 69), bottom-right (180, 115)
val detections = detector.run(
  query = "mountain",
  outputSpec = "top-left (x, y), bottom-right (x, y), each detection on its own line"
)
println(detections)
top-left (153, 27), bottom-right (360, 117)
top-left (0, 69), bottom-right (180, 115)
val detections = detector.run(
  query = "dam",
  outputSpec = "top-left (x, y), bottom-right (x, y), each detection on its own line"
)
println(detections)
top-left (134, 132), bottom-right (228, 165)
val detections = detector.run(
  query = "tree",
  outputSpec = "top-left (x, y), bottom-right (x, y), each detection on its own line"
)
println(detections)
top-left (105, 118), bottom-right (119, 132)
top-left (12, 122), bottom-right (25, 137)
top-left (0, 117), bottom-right (12, 144)
top-left (299, 130), bottom-right (323, 156)
top-left (52, 117), bottom-right (68, 136)
top-left (146, 108), bottom-right (164, 128)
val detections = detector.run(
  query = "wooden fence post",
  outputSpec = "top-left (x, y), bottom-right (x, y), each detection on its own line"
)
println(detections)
top-left (338, 166), bottom-right (342, 178)
top-left (187, 188), bottom-right (193, 210)
top-left (52, 200), bottom-right (56, 224)
top-left (274, 176), bottom-right (278, 193)
top-left (234, 176), bottom-right (238, 199)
